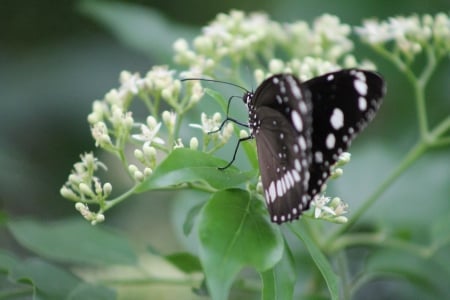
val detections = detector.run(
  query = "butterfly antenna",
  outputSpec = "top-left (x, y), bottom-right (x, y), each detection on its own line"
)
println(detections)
top-left (181, 78), bottom-right (249, 93)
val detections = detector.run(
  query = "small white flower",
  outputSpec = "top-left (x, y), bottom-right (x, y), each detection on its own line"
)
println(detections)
top-left (91, 122), bottom-right (112, 147)
top-left (162, 110), bottom-right (177, 133)
top-left (119, 71), bottom-right (144, 95)
top-left (132, 122), bottom-right (165, 147)
top-left (190, 112), bottom-right (222, 134)
top-left (312, 195), bottom-right (336, 218)
top-left (173, 138), bottom-right (184, 149)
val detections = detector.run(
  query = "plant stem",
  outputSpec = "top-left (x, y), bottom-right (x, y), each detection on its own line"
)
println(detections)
top-left (103, 185), bottom-right (140, 211)
top-left (328, 141), bottom-right (427, 242)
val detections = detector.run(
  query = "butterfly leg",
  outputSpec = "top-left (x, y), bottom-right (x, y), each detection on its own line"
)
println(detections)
top-left (208, 117), bottom-right (248, 134)
top-left (218, 135), bottom-right (253, 170)
top-left (208, 95), bottom-right (249, 134)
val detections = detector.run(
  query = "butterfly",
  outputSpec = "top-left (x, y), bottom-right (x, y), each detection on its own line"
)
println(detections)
top-left (219, 69), bottom-right (386, 224)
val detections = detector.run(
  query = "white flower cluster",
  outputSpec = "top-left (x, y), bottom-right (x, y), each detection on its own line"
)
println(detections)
top-left (174, 11), bottom-right (372, 85)
top-left (60, 152), bottom-right (109, 224)
top-left (312, 196), bottom-right (348, 223)
top-left (174, 10), bottom-right (281, 75)
top-left (356, 13), bottom-right (450, 60)
top-left (189, 112), bottom-right (235, 151)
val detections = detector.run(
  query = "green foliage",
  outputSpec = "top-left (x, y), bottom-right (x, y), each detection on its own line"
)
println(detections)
top-left (2, 3), bottom-right (449, 300)
top-left (7, 219), bottom-right (137, 266)
top-left (136, 148), bottom-right (256, 192)
top-left (198, 189), bottom-right (283, 300)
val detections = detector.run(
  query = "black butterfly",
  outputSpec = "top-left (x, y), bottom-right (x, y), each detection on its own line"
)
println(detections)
top-left (218, 69), bottom-right (386, 224)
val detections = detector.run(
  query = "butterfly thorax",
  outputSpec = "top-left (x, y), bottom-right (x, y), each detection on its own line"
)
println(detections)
top-left (244, 92), bottom-right (260, 136)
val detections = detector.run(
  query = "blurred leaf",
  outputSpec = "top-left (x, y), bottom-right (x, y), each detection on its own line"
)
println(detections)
top-left (183, 201), bottom-right (204, 236)
top-left (261, 241), bottom-right (296, 300)
top-left (0, 250), bottom-right (19, 273)
top-left (136, 148), bottom-right (256, 192)
top-left (78, 0), bottom-right (196, 61)
top-left (10, 258), bottom-right (80, 300)
top-left (290, 222), bottom-right (340, 300)
top-left (365, 249), bottom-right (446, 297)
top-left (7, 219), bottom-right (137, 266)
top-left (198, 189), bottom-right (283, 300)
top-left (67, 283), bottom-right (116, 300)
top-left (0, 210), bottom-right (7, 225)
top-left (431, 212), bottom-right (450, 249)
top-left (165, 252), bottom-right (202, 274)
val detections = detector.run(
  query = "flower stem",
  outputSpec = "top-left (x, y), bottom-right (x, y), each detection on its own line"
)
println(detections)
top-left (328, 141), bottom-right (427, 241)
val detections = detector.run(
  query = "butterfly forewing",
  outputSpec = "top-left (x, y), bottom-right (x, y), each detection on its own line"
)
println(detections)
top-left (249, 74), bottom-right (313, 223)
top-left (302, 69), bottom-right (386, 199)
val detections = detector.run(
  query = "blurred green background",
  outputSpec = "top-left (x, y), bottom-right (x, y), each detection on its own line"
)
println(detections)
top-left (1, 0), bottom-right (449, 298)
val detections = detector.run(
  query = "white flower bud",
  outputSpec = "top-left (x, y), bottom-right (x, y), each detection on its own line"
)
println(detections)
top-left (222, 123), bottom-right (234, 142)
top-left (189, 137), bottom-right (199, 150)
top-left (144, 167), bottom-right (153, 177)
top-left (92, 213), bottom-right (105, 225)
top-left (103, 183), bottom-right (112, 196)
top-left (146, 116), bottom-right (158, 129)
top-left (269, 59), bottom-right (285, 73)
top-left (128, 164), bottom-right (138, 174)
top-left (94, 180), bottom-right (102, 195)
top-left (334, 216), bottom-right (348, 224)
top-left (79, 183), bottom-right (94, 197)
top-left (239, 130), bottom-right (249, 139)
top-left (134, 170), bottom-right (144, 182)
top-left (173, 38), bottom-right (189, 52)
top-left (330, 168), bottom-right (343, 179)
top-left (134, 149), bottom-right (144, 162)
top-left (60, 186), bottom-right (78, 200)
top-left (213, 112), bottom-right (222, 124)
top-left (75, 202), bottom-right (85, 211)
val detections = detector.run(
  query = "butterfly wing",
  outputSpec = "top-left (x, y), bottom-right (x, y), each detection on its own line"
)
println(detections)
top-left (302, 69), bottom-right (386, 198)
top-left (251, 74), bottom-right (313, 223)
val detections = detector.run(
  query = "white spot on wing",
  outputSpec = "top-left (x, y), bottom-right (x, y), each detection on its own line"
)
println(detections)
top-left (298, 136), bottom-right (307, 150)
top-left (291, 110), bottom-right (303, 132)
top-left (295, 159), bottom-right (301, 171)
top-left (286, 76), bottom-right (302, 99)
top-left (276, 180), bottom-right (283, 197)
top-left (269, 181), bottom-right (276, 202)
top-left (354, 79), bottom-right (368, 96)
top-left (330, 108), bottom-right (344, 130)
top-left (326, 133), bottom-right (336, 149)
top-left (315, 151), bottom-right (323, 163)
top-left (358, 96), bottom-right (367, 111)
top-left (299, 101), bottom-right (307, 113)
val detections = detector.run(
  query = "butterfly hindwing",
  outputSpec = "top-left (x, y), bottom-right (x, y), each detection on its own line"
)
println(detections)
top-left (301, 69), bottom-right (386, 198)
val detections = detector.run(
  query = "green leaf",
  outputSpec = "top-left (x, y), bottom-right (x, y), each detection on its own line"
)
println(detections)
top-left (183, 201), bottom-right (205, 236)
top-left (261, 241), bottom-right (296, 300)
top-left (365, 249), bottom-right (444, 297)
top-left (7, 219), bottom-right (137, 266)
top-left (204, 88), bottom-right (228, 113)
top-left (77, 0), bottom-right (195, 61)
top-left (165, 252), bottom-right (202, 274)
top-left (290, 222), bottom-right (340, 300)
top-left (10, 258), bottom-right (80, 299)
top-left (0, 250), bottom-right (19, 273)
top-left (136, 148), bottom-right (256, 193)
top-left (0, 210), bottom-right (7, 225)
top-left (198, 189), bottom-right (283, 300)
top-left (431, 212), bottom-right (450, 249)
top-left (67, 283), bottom-right (116, 300)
